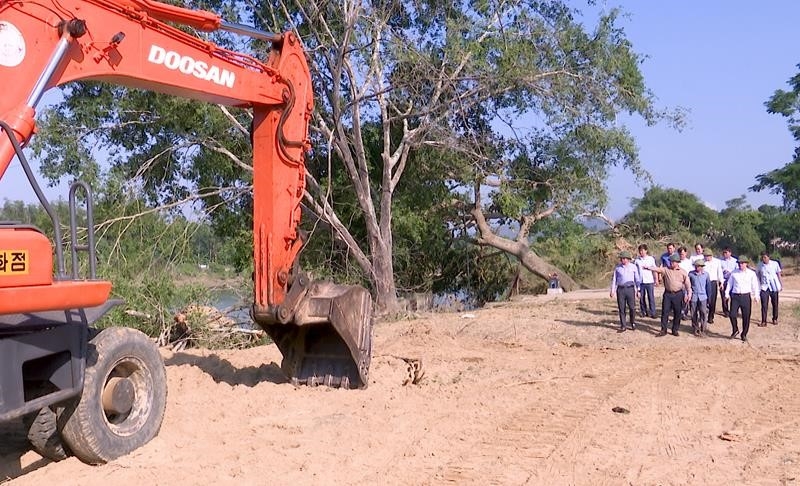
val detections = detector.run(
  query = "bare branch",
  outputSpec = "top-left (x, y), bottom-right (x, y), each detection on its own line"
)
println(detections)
top-left (217, 105), bottom-right (250, 139)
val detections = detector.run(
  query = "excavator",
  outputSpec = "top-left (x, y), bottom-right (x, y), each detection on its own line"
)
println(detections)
top-left (0, 0), bottom-right (373, 465)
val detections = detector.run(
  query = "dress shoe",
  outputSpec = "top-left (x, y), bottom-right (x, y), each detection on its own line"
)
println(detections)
top-left (672, 330), bottom-right (680, 337)
top-left (629, 324), bottom-right (636, 331)
top-left (772, 319), bottom-right (778, 325)
top-left (618, 326), bottom-right (626, 332)
top-left (650, 314), bottom-right (657, 319)
top-left (741, 336), bottom-right (748, 342)
top-left (730, 330), bottom-right (739, 339)
top-left (657, 330), bottom-right (668, 337)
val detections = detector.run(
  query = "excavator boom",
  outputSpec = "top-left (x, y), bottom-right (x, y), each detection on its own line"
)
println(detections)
top-left (0, 0), bottom-right (372, 399)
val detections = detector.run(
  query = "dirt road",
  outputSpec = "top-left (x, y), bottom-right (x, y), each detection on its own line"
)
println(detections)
top-left (3, 278), bottom-right (800, 485)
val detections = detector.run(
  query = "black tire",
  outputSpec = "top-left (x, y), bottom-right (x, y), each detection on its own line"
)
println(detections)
top-left (60, 327), bottom-right (167, 465)
top-left (23, 407), bottom-right (70, 462)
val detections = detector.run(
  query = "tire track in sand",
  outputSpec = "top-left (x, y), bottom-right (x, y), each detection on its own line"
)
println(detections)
top-left (428, 353), bottom-right (659, 485)
top-left (739, 361), bottom-right (800, 486)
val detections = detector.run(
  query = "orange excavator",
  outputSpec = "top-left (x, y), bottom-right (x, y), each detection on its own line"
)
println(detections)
top-left (0, 0), bottom-right (373, 464)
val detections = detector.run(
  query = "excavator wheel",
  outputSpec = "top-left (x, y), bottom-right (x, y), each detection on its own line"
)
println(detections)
top-left (23, 406), bottom-right (70, 462)
top-left (59, 327), bottom-right (167, 465)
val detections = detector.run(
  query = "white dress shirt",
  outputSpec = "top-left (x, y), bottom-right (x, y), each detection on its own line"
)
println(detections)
top-left (725, 267), bottom-right (760, 300)
top-left (635, 255), bottom-right (656, 285)
top-left (704, 257), bottom-right (724, 282)
top-left (720, 256), bottom-right (738, 280)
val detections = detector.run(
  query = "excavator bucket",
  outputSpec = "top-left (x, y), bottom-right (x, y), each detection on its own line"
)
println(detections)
top-left (260, 281), bottom-right (372, 389)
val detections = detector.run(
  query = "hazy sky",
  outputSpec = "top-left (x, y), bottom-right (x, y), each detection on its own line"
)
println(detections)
top-left (603, 1), bottom-right (798, 217)
top-left (2, 1), bottom-right (798, 220)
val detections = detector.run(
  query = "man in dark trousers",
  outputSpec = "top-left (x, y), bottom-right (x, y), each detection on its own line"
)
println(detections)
top-left (647, 253), bottom-right (692, 336)
top-left (702, 248), bottom-right (724, 324)
top-left (757, 252), bottom-right (783, 326)
top-left (724, 255), bottom-right (760, 342)
top-left (610, 251), bottom-right (641, 332)
top-left (719, 248), bottom-right (738, 317)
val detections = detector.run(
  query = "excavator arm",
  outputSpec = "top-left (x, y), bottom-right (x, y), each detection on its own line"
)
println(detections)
top-left (0, 0), bottom-right (372, 388)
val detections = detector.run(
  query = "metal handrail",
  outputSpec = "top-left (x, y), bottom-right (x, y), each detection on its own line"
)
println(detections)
top-left (69, 181), bottom-right (98, 279)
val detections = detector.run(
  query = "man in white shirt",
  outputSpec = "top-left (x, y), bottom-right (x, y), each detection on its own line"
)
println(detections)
top-left (702, 248), bottom-right (724, 324)
top-left (724, 255), bottom-right (760, 342)
top-left (690, 243), bottom-right (705, 265)
top-left (634, 244), bottom-right (658, 318)
top-left (719, 248), bottom-right (738, 318)
top-left (757, 252), bottom-right (783, 326)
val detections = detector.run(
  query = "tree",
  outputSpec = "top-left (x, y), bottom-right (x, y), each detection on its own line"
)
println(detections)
top-left (749, 65), bottom-right (800, 248)
top-left (255, 1), bottom-right (677, 295)
top-left (752, 64), bottom-right (800, 210)
top-left (716, 197), bottom-right (764, 258)
top-left (32, 0), bottom-right (675, 311)
top-left (622, 187), bottom-right (717, 241)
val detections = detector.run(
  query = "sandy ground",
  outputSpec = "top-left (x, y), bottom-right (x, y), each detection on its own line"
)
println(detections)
top-left (3, 276), bottom-right (800, 486)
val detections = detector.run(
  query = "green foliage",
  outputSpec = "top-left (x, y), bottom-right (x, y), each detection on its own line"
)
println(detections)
top-left (24, 0), bottom-right (680, 307)
top-left (622, 187), bottom-right (718, 239)
top-left (716, 198), bottom-right (765, 258)
top-left (447, 243), bottom-right (515, 306)
top-left (253, 0), bottom-right (677, 299)
top-left (748, 66), bottom-right (800, 246)
top-left (532, 217), bottom-right (614, 283)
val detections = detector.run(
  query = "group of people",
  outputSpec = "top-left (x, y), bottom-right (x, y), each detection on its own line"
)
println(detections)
top-left (610, 243), bottom-right (783, 342)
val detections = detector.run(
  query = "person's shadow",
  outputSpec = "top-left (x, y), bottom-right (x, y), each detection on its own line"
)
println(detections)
top-left (562, 305), bottom-right (666, 335)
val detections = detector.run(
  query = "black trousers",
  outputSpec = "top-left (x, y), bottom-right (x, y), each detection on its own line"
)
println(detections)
top-left (760, 290), bottom-right (779, 323)
top-left (616, 286), bottom-right (636, 329)
top-left (721, 283), bottom-right (730, 315)
top-left (706, 280), bottom-right (718, 321)
top-left (639, 282), bottom-right (656, 317)
top-left (729, 293), bottom-right (752, 338)
top-left (661, 291), bottom-right (684, 333)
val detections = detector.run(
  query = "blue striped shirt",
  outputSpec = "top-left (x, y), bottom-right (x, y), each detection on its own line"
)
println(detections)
top-left (611, 262), bottom-right (642, 292)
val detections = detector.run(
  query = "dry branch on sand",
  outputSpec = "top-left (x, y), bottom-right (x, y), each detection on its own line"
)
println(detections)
top-left (162, 305), bottom-right (264, 351)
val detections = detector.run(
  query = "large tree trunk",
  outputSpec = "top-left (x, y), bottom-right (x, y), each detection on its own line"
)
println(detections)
top-left (371, 248), bottom-right (399, 313)
top-left (471, 207), bottom-right (582, 292)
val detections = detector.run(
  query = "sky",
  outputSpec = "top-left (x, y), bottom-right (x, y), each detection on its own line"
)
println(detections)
top-left (1, 1), bottom-right (798, 220)
top-left (601, 0), bottom-right (798, 218)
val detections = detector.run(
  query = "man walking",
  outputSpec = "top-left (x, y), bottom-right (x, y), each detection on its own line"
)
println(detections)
top-left (719, 248), bottom-right (738, 318)
top-left (703, 248), bottom-right (724, 324)
top-left (724, 256), bottom-right (760, 342)
top-left (610, 251), bottom-right (642, 332)
top-left (688, 259), bottom-right (709, 336)
top-left (635, 244), bottom-right (658, 318)
top-left (757, 252), bottom-right (783, 326)
top-left (647, 254), bottom-right (691, 337)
